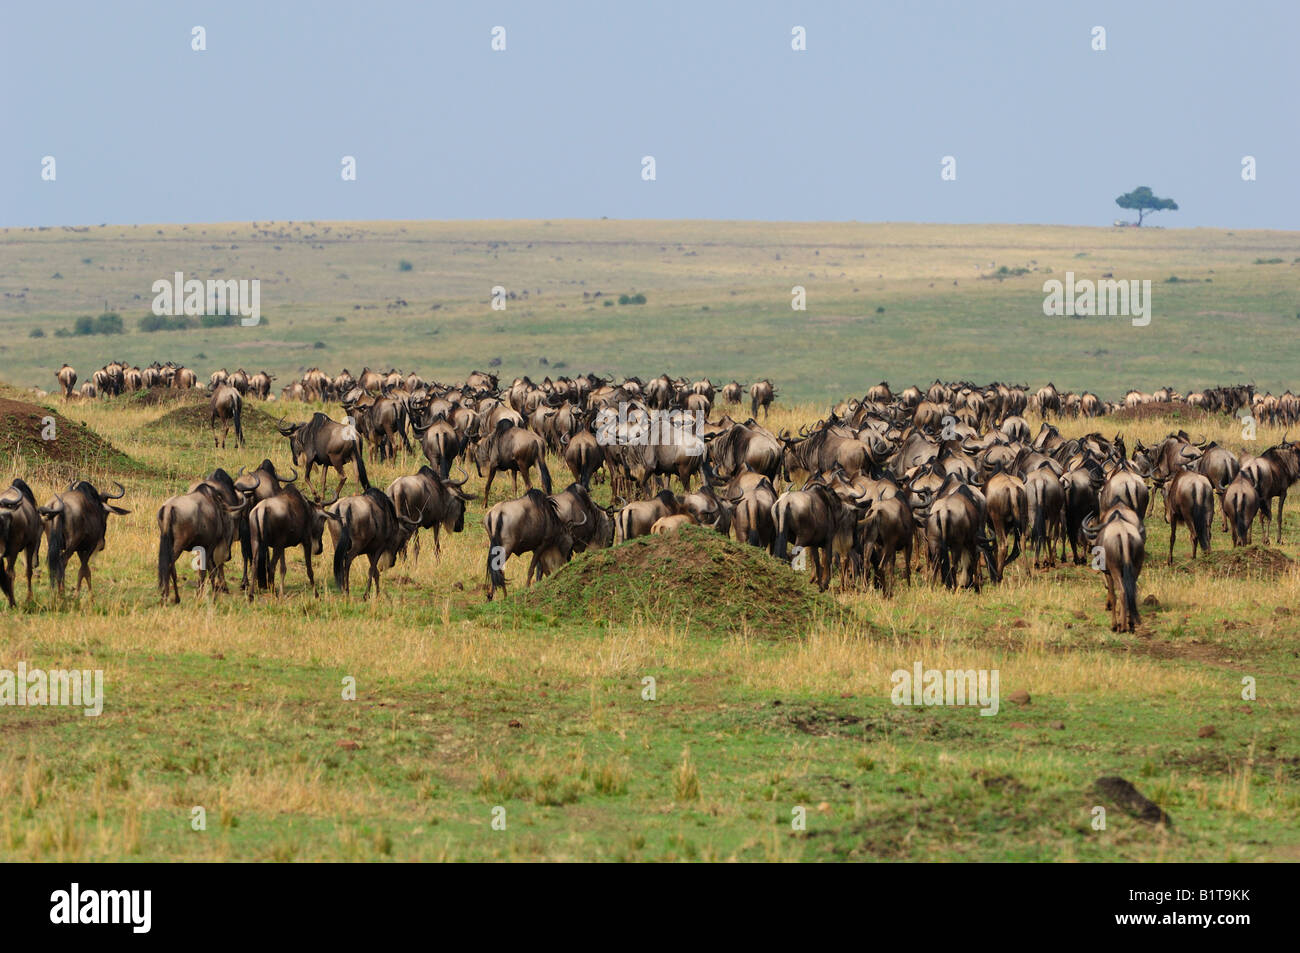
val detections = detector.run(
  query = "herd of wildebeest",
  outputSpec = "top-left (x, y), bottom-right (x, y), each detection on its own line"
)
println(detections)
top-left (4, 365), bottom-right (1298, 633)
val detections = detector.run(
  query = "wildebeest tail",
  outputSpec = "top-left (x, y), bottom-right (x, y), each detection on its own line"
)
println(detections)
top-left (1121, 537), bottom-right (1139, 629)
top-left (157, 506), bottom-right (175, 596)
top-left (1234, 498), bottom-right (1250, 545)
top-left (1029, 486), bottom-right (1046, 546)
top-left (538, 456), bottom-right (553, 495)
top-left (354, 439), bottom-right (371, 489)
top-left (1196, 498), bottom-right (1212, 551)
top-left (252, 510), bottom-right (271, 590)
top-left (233, 396), bottom-right (245, 447)
top-left (333, 510), bottom-right (353, 590)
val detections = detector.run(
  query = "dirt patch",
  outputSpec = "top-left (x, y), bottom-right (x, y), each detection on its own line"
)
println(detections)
top-left (1175, 545), bottom-right (1294, 578)
top-left (141, 397), bottom-right (283, 442)
top-left (489, 525), bottom-right (839, 636)
top-left (0, 397), bottom-right (139, 477)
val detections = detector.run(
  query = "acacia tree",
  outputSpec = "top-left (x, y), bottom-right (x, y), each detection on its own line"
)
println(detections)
top-left (1116, 186), bottom-right (1179, 226)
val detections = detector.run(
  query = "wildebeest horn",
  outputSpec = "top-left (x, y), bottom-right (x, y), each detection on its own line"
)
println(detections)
top-left (283, 467), bottom-right (299, 484)
top-left (447, 464), bottom-right (469, 488)
top-left (39, 495), bottom-right (65, 516)
top-left (103, 481), bottom-right (126, 500)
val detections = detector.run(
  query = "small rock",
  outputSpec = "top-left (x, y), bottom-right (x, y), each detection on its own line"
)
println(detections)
top-left (336, 739), bottom-right (360, 750)
top-left (1073, 611), bottom-right (1087, 620)
top-left (508, 719), bottom-right (522, 729)
top-left (1011, 618), bottom-right (1028, 628)
top-left (1239, 706), bottom-right (1253, 715)
top-left (816, 801), bottom-right (831, 814)
top-left (453, 581), bottom-right (464, 591)
top-left (1198, 725), bottom-right (1216, 738)
top-left (1008, 690), bottom-right (1031, 706)
top-left (1050, 721), bottom-right (1065, 730)
top-left (1008, 721), bottom-right (1032, 729)
top-left (1142, 594), bottom-right (1160, 606)
top-left (1093, 776), bottom-right (1172, 826)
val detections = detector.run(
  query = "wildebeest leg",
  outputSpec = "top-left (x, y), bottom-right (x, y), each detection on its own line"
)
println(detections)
top-left (77, 554), bottom-right (92, 598)
top-left (1277, 490), bottom-right (1286, 543)
top-left (514, 469), bottom-right (522, 494)
top-left (483, 467), bottom-right (497, 507)
top-left (432, 525), bottom-right (441, 558)
top-left (276, 548), bottom-right (287, 597)
top-left (169, 559), bottom-right (180, 604)
top-left (303, 544), bottom-right (316, 596)
top-left (1168, 520), bottom-right (1177, 566)
top-left (367, 556), bottom-right (380, 598)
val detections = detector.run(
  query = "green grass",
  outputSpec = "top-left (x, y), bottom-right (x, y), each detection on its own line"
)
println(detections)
top-left (3, 220), bottom-right (1299, 402)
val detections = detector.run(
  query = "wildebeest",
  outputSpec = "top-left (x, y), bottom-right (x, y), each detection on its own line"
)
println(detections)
top-left (772, 483), bottom-right (859, 591)
top-left (56, 364), bottom-right (77, 399)
top-left (718, 469), bottom-right (778, 551)
top-left (248, 485), bottom-right (340, 599)
top-left (750, 379), bottom-right (776, 419)
top-left (984, 469), bottom-right (1027, 573)
top-left (157, 470), bottom-right (253, 603)
top-left (923, 481), bottom-right (1001, 592)
top-left (38, 481), bottom-right (130, 598)
top-left (858, 495), bottom-right (915, 595)
top-left (616, 489), bottom-right (684, 542)
top-left (549, 482), bottom-right (613, 552)
top-left (475, 418), bottom-right (552, 505)
top-left (280, 413), bottom-right (370, 496)
top-left (561, 426), bottom-right (605, 489)
top-left (386, 466), bottom-right (472, 564)
top-left (1024, 466), bottom-right (1065, 568)
top-left (1164, 468), bottom-right (1213, 564)
top-left (0, 479), bottom-right (42, 605)
top-left (209, 383), bottom-right (245, 449)
top-left (328, 488), bottom-right (420, 597)
top-left (413, 412), bottom-right (467, 480)
top-left (722, 381), bottom-right (743, 405)
top-left (1240, 441), bottom-right (1299, 543)
top-left (483, 488), bottom-right (584, 601)
top-left (1084, 504), bottom-right (1145, 632)
top-left (1222, 471), bottom-right (1260, 547)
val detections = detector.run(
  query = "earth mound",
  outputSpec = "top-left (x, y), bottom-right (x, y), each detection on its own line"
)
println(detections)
top-left (0, 397), bottom-right (138, 476)
top-left (501, 524), bottom-right (838, 636)
top-left (1178, 545), bottom-right (1294, 577)
top-left (142, 398), bottom-right (283, 441)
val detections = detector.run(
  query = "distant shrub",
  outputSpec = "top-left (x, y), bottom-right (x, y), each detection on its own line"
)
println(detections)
top-left (1254, 257), bottom-right (1284, 265)
top-left (603, 299), bottom-right (614, 307)
top-left (28, 328), bottom-right (45, 338)
top-left (313, 341), bottom-right (327, 349)
top-left (876, 306), bottom-right (885, 314)
top-left (398, 260), bottom-right (413, 272)
top-left (618, 293), bottom-right (647, 305)
top-left (94, 312), bottom-right (123, 335)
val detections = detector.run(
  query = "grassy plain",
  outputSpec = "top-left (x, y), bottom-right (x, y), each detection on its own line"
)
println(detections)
top-left (0, 220), bottom-right (1297, 861)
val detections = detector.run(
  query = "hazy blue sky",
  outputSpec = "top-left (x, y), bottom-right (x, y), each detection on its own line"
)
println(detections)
top-left (3, 0), bottom-right (1296, 228)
